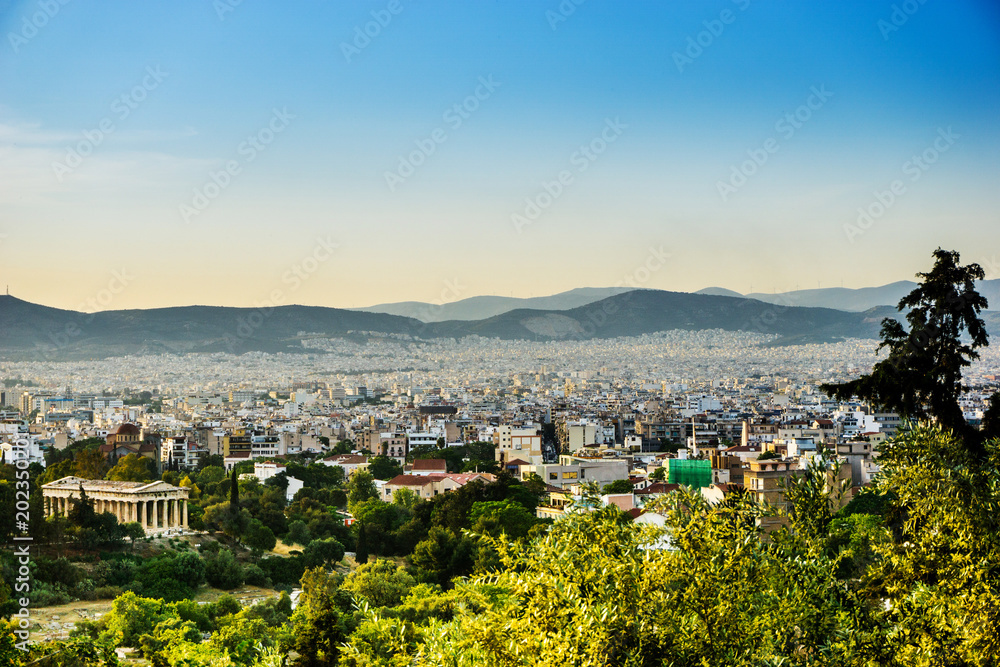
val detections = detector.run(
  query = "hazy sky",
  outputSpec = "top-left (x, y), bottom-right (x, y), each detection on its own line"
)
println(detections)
top-left (1, 1), bottom-right (998, 311)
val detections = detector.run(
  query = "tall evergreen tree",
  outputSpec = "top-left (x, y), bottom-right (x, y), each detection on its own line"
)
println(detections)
top-left (230, 468), bottom-right (240, 512)
top-left (821, 248), bottom-right (992, 457)
top-left (355, 523), bottom-right (369, 564)
top-left (68, 483), bottom-right (96, 528)
top-left (982, 392), bottom-right (1000, 443)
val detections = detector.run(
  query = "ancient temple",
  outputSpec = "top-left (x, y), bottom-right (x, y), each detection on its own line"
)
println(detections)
top-left (41, 476), bottom-right (189, 533)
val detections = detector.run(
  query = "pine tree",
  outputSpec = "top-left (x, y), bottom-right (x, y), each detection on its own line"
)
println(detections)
top-left (230, 468), bottom-right (240, 512)
top-left (355, 523), bottom-right (369, 564)
top-left (68, 483), bottom-right (96, 528)
top-left (821, 248), bottom-right (991, 457)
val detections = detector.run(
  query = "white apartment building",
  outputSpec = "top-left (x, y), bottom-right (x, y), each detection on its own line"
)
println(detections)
top-left (494, 424), bottom-right (542, 464)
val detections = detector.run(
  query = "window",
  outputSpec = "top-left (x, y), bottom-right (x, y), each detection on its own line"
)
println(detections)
top-left (562, 472), bottom-right (578, 479)
top-left (549, 473), bottom-right (558, 480)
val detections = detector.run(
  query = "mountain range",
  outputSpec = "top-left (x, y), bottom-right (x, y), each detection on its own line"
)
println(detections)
top-left (353, 287), bottom-right (635, 322)
top-left (357, 280), bottom-right (1000, 321)
top-left (697, 279), bottom-right (1000, 312)
top-left (3, 283), bottom-right (998, 361)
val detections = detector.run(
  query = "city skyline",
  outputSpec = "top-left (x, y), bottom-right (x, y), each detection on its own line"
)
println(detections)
top-left (1, 1), bottom-right (999, 311)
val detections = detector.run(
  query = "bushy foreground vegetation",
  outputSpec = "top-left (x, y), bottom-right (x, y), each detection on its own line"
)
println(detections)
top-left (3, 425), bottom-right (998, 666)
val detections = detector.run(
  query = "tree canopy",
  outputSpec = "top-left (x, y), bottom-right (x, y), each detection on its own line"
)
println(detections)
top-left (821, 248), bottom-right (995, 457)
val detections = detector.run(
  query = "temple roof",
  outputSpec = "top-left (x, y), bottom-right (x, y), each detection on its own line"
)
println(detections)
top-left (41, 476), bottom-right (186, 495)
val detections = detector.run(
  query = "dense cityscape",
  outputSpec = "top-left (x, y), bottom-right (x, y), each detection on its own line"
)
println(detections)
top-left (4, 1), bottom-right (1000, 665)
top-left (1, 302), bottom-right (999, 654)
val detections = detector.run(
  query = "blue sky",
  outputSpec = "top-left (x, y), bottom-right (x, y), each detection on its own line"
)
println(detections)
top-left (0, 0), bottom-right (998, 310)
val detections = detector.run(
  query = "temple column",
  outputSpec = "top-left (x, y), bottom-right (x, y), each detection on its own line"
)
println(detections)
top-left (139, 501), bottom-right (146, 528)
top-left (171, 499), bottom-right (178, 527)
top-left (182, 500), bottom-right (188, 529)
top-left (152, 500), bottom-right (159, 530)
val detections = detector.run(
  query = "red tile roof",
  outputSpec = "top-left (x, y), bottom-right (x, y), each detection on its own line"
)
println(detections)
top-left (411, 459), bottom-right (447, 472)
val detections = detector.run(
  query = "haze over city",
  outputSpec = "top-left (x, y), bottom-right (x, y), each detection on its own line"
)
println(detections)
top-left (2, 1), bottom-right (999, 311)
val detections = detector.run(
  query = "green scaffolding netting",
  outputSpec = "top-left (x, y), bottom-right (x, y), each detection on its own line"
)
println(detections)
top-left (667, 458), bottom-right (712, 488)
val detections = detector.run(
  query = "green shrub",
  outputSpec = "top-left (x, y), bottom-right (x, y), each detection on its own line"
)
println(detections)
top-left (242, 564), bottom-right (270, 587)
top-left (204, 550), bottom-right (244, 590)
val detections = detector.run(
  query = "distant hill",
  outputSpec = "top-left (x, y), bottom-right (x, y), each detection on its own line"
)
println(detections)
top-left (745, 281), bottom-right (919, 311)
top-left (699, 280), bottom-right (1000, 312)
top-left (695, 287), bottom-right (743, 298)
top-left (355, 287), bottom-right (635, 322)
top-left (0, 295), bottom-right (427, 361)
top-left (423, 290), bottom-right (892, 344)
top-left (3, 289), bottom-right (998, 361)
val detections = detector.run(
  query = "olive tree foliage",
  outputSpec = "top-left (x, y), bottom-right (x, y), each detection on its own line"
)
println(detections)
top-left (864, 425), bottom-right (1000, 665)
top-left (339, 491), bottom-right (880, 667)
top-left (343, 420), bottom-right (1000, 667)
